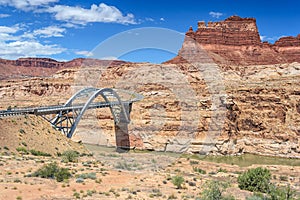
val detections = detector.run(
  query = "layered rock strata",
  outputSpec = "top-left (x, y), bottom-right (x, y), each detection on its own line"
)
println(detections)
top-left (167, 16), bottom-right (300, 65)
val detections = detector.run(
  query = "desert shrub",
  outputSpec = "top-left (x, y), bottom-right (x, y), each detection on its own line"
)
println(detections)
top-left (55, 168), bottom-right (71, 182)
top-left (171, 175), bottom-right (184, 189)
top-left (29, 149), bottom-right (51, 157)
top-left (218, 168), bottom-right (228, 173)
top-left (76, 172), bottom-right (97, 180)
top-left (201, 181), bottom-right (233, 200)
top-left (189, 160), bottom-right (199, 165)
top-left (61, 150), bottom-right (79, 163)
top-left (16, 147), bottom-right (28, 154)
top-left (193, 167), bottom-right (206, 174)
top-left (73, 192), bottom-right (80, 199)
top-left (279, 175), bottom-right (288, 181)
top-left (31, 162), bottom-right (71, 182)
top-left (19, 129), bottom-right (25, 134)
top-left (246, 194), bottom-right (265, 200)
top-left (115, 161), bottom-right (134, 170)
top-left (238, 167), bottom-right (271, 193)
top-left (246, 184), bottom-right (297, 200)
top-left (268, 184), bottom-right (296, 200)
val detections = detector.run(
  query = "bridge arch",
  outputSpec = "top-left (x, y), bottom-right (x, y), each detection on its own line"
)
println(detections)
top-left (67, 88), bottom-right (130, 138)
top-left (50, 87), bottom-right (131, 137)
top-left (64, 87), bottom-right (99, 107)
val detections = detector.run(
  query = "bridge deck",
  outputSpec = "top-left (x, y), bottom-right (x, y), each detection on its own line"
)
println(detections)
top-left (0, 101), bottom-right (131, 117)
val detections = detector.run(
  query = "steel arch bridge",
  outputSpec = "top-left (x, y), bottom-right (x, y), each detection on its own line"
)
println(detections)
top-left (0, 87), bottom-right (143, 149)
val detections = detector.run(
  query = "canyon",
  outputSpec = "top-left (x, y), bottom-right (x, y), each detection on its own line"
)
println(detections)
top-left (0, 16), bottom-right (300, 158)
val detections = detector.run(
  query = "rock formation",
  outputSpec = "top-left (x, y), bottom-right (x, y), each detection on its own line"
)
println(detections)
top-left (167, 16), bottom-right (300, 65)
top-left (0, 16), bottom-right (299, 158)
top-left (0, 57), bottom-right (127, 80)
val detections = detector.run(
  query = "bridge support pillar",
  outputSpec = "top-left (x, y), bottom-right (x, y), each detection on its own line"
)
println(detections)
top-left (115, 103), bottom-right (132, 152)
top-left (115, 122), bottom-right (130, 152)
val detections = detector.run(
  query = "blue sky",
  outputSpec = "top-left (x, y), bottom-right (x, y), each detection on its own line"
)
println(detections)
top-left (0, 0), bottom-right (299, 63)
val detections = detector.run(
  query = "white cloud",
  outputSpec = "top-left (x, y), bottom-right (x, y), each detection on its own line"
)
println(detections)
top-left (47, 3), bottom-right (136, 25)
top-left (160, 17), bottom-right (165, 21)
top-left (260, 35), bottom-right (285, 43)
top-left (0, 13), bottom-right (10, 18)
top-left (0, 25), bottom-right (19, 33)
top-left (209, 11), bottom-right (223, 18)
top-left (0, 40), bottom-right (65, 59)
top-left (75, 50), bottom-right (93, 57)
top-left (100, 56), bottom-right (118, 60)
top-left (33, 26), bottom-right (65, 38)
top-left (0, 24), bottom-right (65, 59)
top-left (145, 17), bottom-right (154, 22)
top-left (0, 0), bottom-right (58, 11)
top-left (0, 25), bottom-right (21, 41)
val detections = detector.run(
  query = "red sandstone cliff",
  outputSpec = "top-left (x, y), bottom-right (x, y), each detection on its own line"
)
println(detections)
top-left (166, 16), bottom-right (300, 65)
top-left (0, 57), bottom-right (127, 80)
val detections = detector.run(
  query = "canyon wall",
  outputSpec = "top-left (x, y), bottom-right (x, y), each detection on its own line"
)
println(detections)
top-left (0, 57), bottom-right (127, 80)
top-left (0, 60), bottom-right (299, 158)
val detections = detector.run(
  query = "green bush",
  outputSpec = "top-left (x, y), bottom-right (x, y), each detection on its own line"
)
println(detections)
top-left (61, 150), bottom-right (79, 163)
top-left (76, 172), bottom-right (97, 180)
top-left (193, 167), bottom-right (206, 174)
top-left (32, 162), bottom-right (71, 182)
top-left (246, 184), bottom-right (297, 200)
top-left (19, 129), bottom-right (25, 134)
top-left (201, 181), bottom-right (233, 200)
top-left (55, 168), bottom-right (71, 182)
top-left (171, 175), bottom-right (184, 189)
top-left (238, 167), bottom-right (271, 193)
top-left (29, 149), bottom-right (51, 157)
top-left (268, 184), bottom-right (296, 200)
top-left (16, 147), bottom-right (28, 154)
top-left (246, 194), bottom-right (265, 200)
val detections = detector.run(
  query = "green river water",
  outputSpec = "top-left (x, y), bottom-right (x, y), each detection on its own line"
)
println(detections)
top-left (85, 144), bottom-right (300, 167)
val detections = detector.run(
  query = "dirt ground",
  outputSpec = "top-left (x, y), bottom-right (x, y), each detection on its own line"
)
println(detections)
top-left (0, 145), bottom-right (299, 200)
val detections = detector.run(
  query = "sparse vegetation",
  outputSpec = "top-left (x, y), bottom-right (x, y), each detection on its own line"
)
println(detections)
top-left (115, 161), bottom-right (137, 171)
top-left (238, 167), bottom-right (271, 193)
top-left (61, 150), bottom-right (79, 163)
top-left (19, 129), bottom-right (25, 134)
top-left (171, 175), bottom-right (184, 189)
top-left (76, 172), bottom-right (97, 180)
top-left (218, 168), bottom-right (228, 173)
top-left (193, 167), bottom-right (206, 174)
top-left (189, 160), bottom-right (199, 165)
top-left (201, 181), bottom-right (233, 200)
top-left (247, 184), bottom-right (296, 200)
top-left (21, 142), bottom-right (27, 146)
top-left (16, 147), bottom-right (28, 154)
top-left (29, 149), bottom-right (51, 157)
top-left (279, 175), bottom-right (288, 181)
top-left (268, 184), bottom-right (296, 200)
top-left (31, 162), bottom-right (71, 182)
top-left (73, 192), bottom-right (80, 199)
